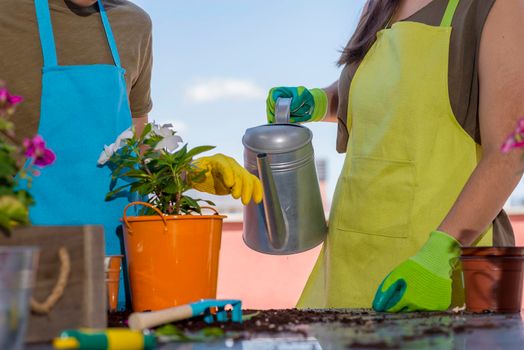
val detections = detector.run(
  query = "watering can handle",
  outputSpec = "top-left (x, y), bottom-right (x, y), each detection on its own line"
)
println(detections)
top-left (275, 97), bottom-right (292, 124)
top-left (122, 201), bottom-right (167, 232)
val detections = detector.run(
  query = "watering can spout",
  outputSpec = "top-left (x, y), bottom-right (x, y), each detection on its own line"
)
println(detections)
top-left (256, 153), bottom-right (287, 250)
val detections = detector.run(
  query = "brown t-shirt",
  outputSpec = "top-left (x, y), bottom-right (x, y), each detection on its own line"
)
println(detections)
top-left (0, 0), bottom-right (153, 142)
top-left (336, 0), bottom-right (514, 245)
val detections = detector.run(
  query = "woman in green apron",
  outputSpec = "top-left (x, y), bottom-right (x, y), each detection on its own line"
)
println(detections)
top-left (266, 0), bottom-right (524, 312)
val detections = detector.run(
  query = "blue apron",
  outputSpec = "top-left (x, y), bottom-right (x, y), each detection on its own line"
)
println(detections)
top-left (32, 0), bottom-right (133, 307)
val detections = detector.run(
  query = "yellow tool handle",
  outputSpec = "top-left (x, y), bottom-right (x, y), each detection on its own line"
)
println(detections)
top-left (128, 304), bottom-right (193, 331)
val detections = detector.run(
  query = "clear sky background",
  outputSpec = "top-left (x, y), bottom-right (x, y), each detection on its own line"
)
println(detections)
top-left (130, 0), bottom-right (367, 204)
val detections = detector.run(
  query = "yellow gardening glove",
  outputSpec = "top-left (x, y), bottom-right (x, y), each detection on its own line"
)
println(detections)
top-left (191, 154), bottom-right (263, 205)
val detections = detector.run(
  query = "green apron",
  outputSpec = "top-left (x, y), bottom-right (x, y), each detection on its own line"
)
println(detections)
top-left (298, 0), bottom-right (491, 308)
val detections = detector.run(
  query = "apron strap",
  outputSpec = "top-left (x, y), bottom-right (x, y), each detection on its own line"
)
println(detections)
top-left (440, 0), bottom-right (460, 27)
top-left (97, 0), bottom-right (122, 68)
top-left (34, 0), bottom-right (122, 68)
top-left (34, 0), bottom-right (59, 67)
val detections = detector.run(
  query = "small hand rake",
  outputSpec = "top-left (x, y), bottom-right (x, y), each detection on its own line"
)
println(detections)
top-left (128, 299), bottom-right (242, 331)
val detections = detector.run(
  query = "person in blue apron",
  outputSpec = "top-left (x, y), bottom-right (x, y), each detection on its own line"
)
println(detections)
top-left (8, 0), bottom-right (261, 309)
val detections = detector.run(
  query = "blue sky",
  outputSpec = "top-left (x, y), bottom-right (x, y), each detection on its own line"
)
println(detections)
top-left (131, 0), bottom-right (367, 203)
top-left (129, 0), bottom-right (524, 210)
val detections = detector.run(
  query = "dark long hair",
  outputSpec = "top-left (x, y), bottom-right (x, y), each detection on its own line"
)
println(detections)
top-left (338, 0), bottom-right (401, 66)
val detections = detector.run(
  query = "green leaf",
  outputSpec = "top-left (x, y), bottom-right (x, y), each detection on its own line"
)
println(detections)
top-left (200, 327), bottom-right (225, 338)
top-left (105, 183), bottom-right (132, 200)
top-left (0, 195), bottom-right (29, 229)
top-left (242, 311), bottom-right (260, 321)
top-left (197, 199), bottom-right (216, 207)
top-left (172, 144), bottom-right (188, 162)
top-left (163, 182), bottom-right (181, 194)
top-left (123, 169), bottom-right (150, 179)
top-left (154, 325), bottom-right (225, 343)
top-left (185, 145), bottom-right (215, 160)
top-left (183, 196), bottom-right (200, 210)
top-left (154, 325), bottom-right (190, 341)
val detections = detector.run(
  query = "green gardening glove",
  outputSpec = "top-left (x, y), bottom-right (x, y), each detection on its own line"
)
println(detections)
top-left (372, 231), bottom-right (461, 312)
top-left (266, 86), bottom-right (328, 123)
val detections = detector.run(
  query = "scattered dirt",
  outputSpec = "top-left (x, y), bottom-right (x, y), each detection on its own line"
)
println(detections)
top-left (108, 308), bottom-right (509, 346)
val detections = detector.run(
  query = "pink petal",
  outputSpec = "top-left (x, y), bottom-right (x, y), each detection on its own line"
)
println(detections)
top-left (34, 149), bottom-right (56, 167)
top-left (501, 141), bottom-right (514, 153)
top-left (0, 88), bottom-right (7, 103)
top-left (32, 135), bottom-right (46, 149)
top-left (518, 118), bottom-right (524, 130)
top-left (513, 140), bottom-right (524, 149)
top-left (23, 138), bottom-right (36, 157)
top-left (8, 95), bottom-right (23, 105)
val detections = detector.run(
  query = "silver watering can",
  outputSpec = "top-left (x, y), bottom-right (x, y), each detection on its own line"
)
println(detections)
top-left (242, 98), bottom-right (328, 255)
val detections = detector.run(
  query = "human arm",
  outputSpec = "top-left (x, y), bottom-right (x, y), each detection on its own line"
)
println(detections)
top-left (132, 115), bottom-right (148, 138)
top-left (129, 11), bottom-right (153, 138)
top-left (321, 81), bottom-right (339, 123)
top-left (437, 0), bottom-right (524, 245)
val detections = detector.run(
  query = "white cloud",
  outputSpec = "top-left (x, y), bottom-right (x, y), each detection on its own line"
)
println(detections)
top-left (185, 78), bottom-right (265, 103)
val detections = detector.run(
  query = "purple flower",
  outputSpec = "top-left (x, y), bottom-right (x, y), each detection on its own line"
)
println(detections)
top-left (23, 135), bottom-right (56, 167)
top-left (0, 86), bottom-right (23, 115)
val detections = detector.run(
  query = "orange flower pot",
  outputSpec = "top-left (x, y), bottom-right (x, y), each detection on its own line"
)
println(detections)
top-left (122, 202), bottom-right (225, 312)
top-left (105, 255), bottom-right (123, 312)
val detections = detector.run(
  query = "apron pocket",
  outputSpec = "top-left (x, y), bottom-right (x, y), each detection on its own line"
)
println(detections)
top-left (336, 156), bottom-right (415, 238)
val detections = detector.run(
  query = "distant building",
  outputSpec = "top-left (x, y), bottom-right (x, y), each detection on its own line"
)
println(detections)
top-left (316, 158), bottom-right (328, 182)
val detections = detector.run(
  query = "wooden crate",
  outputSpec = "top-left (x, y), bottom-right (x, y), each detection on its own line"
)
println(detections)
top-left (0, 226), bottom-right (107, 343)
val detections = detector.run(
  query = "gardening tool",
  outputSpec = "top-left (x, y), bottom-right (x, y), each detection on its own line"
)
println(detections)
top-left (242, 97), bottom-right (328, 255)
top-left (128, 299), bottom-right (242, 331)
top-left (52, 328), bottom-right (156, 350)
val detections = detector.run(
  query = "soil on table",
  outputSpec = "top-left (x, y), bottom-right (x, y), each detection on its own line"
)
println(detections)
top-left (108, 308), bottom-right (505, 347)
top-left (108, 309), bottom-right (376, 331)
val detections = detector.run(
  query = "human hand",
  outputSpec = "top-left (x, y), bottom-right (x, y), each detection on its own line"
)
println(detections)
top-left (266, 86), bottom-right (327, 123)
top-left (372, 231), bottom-right (461, 312)
top-left (191, 154), bottom-right (263, 205)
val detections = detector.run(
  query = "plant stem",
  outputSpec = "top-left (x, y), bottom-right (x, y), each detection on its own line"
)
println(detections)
top-left (175, 191), bottom-right (181, 215)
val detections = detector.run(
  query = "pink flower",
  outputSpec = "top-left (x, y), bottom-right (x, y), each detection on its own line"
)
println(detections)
top-left (0, 86), bottom-right (23, 115)
top-left (501, 117), bottom-right (524, 153)
top-left (23, 135), bottom-right (56, 167)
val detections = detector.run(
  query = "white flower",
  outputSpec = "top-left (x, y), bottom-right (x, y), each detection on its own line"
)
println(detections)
top-left (115, 128), bottom-right (133, 148)
top-left (97, 127), bottom-right (134, 165)
top-left (98, 144), bottom-right (117, 165)
top-left (154, 135), bottom-right (183, 152)
top-left (151, 122), bottom-right (175, 138)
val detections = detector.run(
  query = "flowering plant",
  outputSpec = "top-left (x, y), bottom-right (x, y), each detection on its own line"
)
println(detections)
top-left (0, 81), bottom-right (55, 233)
top-left (98, 122), bottom-right (215, 215)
